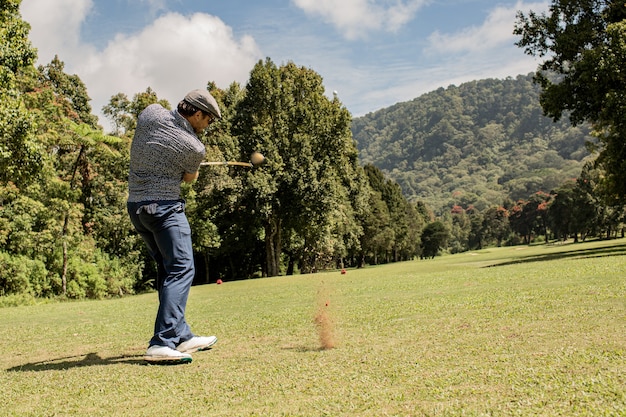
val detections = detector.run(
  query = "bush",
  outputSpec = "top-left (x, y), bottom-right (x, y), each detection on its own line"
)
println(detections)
top-left (96, 250), bottom-right (141, 297)
top-left (0, 251), bottom-right (48, 297)
top-left (66, 255), bottom-right (106, 299)
top-left (0, 243), bottom-right (143, 301)
top-left (65, 248), bottom-right (142, 299)
top-left (0, 292), bottom-right (37, 308)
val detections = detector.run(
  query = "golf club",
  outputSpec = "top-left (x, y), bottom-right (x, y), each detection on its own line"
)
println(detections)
top-left (200, 161), bottom-right (254, 168)
top-left (200, 151), bottom-right (265, 168)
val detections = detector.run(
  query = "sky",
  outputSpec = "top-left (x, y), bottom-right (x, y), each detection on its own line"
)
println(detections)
top-left (19, 0), bottom-right (548, 132)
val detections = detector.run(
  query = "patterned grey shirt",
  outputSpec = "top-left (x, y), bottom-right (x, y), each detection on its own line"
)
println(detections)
top-left (128, 104), bottom-right (206, 202)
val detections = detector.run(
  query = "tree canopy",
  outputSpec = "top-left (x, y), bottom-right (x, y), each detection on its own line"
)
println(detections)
top-left (217, 59), bottom-right (369, 276)
top-left (515, 0), bottom-right (626, 200)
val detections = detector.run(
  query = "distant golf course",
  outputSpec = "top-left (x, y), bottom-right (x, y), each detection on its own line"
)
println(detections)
top-left (1, 239), bottom-right (624, 416)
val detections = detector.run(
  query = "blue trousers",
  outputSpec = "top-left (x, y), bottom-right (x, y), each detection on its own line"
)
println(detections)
top-left (127, 200), bottom-right (195, 348)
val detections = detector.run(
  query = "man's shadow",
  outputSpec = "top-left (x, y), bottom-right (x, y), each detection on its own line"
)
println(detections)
top-left (6, 353), bottom-right (148, 372)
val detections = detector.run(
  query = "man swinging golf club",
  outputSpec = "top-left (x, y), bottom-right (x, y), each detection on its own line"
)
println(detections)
top-left (127, 89), bottom-right (220, 363)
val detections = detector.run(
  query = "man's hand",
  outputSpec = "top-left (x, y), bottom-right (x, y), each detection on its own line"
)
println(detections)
top-left (182, 171), bottom-right (199, 183)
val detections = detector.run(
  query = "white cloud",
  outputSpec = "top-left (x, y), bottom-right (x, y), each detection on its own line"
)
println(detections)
top-left (79, 13), bottom-right (261, 111)
top-left (20, 0), bottom-right (96, 64)
top-left (426, 1), bottom-right (549, 55)
top-left (292, 0), bottom-right (427, 40)
top-left (328, 2), bottom-right (549, 116)
top-left (20, 0), bottom-right (262, 132)
top-left (341, 53), bottom-right (540, 117)
top-left (19, 0), bottom-right (551, 126)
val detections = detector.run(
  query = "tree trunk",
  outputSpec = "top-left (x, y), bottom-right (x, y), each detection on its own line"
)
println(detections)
top-left (204, 252), bottom-right (210, 284)
top-left (286, 256), bottom-right (295, 275)
top-left (265, 217), bottom-right (281, 277)
top-left (60, 146), bottom-right (85, 296)
top-left (62, 239), bottom-right (68, 295)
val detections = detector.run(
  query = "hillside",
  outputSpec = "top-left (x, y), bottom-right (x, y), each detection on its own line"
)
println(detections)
top-left (351, 73), bottom-right (594, 215)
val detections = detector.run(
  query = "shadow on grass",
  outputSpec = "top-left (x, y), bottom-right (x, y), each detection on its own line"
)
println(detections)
top-left (485, 241), bottom-right (626, 268)
top-left (6, 352), bottom-right (149, 372)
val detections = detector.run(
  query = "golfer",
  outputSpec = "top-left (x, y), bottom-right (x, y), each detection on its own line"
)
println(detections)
top-left (127, 89), bottom-right (220, 363)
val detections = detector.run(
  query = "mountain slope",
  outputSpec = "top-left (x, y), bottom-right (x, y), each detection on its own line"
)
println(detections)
top-left (351, 73), bottom-right (593, 215)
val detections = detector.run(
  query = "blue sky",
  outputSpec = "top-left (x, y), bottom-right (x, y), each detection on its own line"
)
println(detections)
top-left (20, 0), bottom-right (548, 132)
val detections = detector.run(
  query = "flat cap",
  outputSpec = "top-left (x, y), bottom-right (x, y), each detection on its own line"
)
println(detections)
top-left (183, 89), bottom-right (221, 119)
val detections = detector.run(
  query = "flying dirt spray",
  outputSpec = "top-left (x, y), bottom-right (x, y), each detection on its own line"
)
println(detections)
top-left (314, 280), bottom-right (336, 350)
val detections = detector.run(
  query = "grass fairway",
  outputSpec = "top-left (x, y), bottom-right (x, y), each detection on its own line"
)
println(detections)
top-left (1, 239), bottom-right (625, 416)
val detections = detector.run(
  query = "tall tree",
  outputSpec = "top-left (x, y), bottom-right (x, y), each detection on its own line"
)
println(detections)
top-left (420, 221), bottom-right (449, 259)
top-left (448, 205), bottom-right (471, 253)
top-left (233, 59), bottom-right (365, 276)
top-left (0, 0), bottom-right (36, 75)
top-left (509, 191), bottom-right (553, 243)
top-left (38, 56), bottom-right (99, 127)
top-left (103, 87), bottom-right (170, 136)
top-left (0, 0), bottom-right (40, 188)
top-left (191, 82), bottom-right (249, 282)
top-left (364, 164), bottom-right (422, 261)
top-left (515, 0), bottom-right (626, 200)
top-left (548, 183), bottom-right (576, 241)
top-left (360, 189), bottom-right (393, 265)
top-left (466, 206), bottom-right (485, 250)
top-left (481, 206), bottom-right (511, 247)
top-left (1, 1), bottom-right (142, 299)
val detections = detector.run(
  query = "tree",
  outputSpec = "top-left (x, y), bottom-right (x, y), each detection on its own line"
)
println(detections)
top-left (363, 164), bottom-right (422, 262)
top-left (448, 205), bottom-right (471, 253)
top-left (509, 191), bottom-right (553, 243)
top-left (0, 0), bottom-right (36, 76)
top-left (382, 177), bottom-right (422, 262)
top-left (103, 87), bottom-right (170, 136)
top-left (420, 221), bottom-right (449, 259)
top-left (1, 2), bottom-right (144, 300)
top-left (515, 1), bottom-right (626, 200)
top-left (38, 56), bottom-right (99, 127)
top-left (575, 162), bottom-right (625, 239)
top-left (232, 59), bottom-right (366, 276)
top-left (466, 206), bottom-right (485, 250)
top-left (360, 189), bottom-right (393, 265)
top-left (482, 206), bottom-right (510, 247)
top-left (509, 199), bottom-right (533, 244)
top-left (0, 0), bottom-right (40, 188)
top-left (0, 0), bottom-right (51, 298)
top-left (190, 82), bottom-right (251, 282)
top-left (548, 182), bottom-right (576, 241)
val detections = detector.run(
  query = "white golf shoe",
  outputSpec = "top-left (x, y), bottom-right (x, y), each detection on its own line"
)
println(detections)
top-left (144, 345), bottom-right (192, 364)
top-left (176, 336), bottom-right (218, 353)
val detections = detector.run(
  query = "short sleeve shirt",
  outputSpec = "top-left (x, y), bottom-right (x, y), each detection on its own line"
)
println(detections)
top-left (127, 104), bottom-right (206, 202)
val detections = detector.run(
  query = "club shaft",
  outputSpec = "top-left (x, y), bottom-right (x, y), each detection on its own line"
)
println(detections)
top-left (200, 161), bottom-right (253, 168)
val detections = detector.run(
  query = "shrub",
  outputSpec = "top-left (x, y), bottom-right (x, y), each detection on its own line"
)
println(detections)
top-left (66, 255), bottom-right (106, 299)
top-left (65, 248), bottom-right (142, 300)
top-left (95, 250), bottom-right (141, 297)
top-left (0, 251), bottom-right (48, 297)
top-left (0, 292), bottom-right (37, 307)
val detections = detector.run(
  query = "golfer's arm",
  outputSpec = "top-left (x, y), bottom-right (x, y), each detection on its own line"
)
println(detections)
top-left (182, 171), bottom-right (199, 183)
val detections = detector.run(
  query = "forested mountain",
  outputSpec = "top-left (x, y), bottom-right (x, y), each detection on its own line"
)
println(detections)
top-left (351, 74), bottom-right (594, 215)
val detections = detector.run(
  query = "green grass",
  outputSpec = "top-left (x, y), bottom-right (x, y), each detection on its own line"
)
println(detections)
top-left (1, 239), bottom-right (625, 416)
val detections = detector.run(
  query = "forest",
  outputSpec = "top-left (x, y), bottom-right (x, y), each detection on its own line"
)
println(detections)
top-left (1, 0), bottom-right (625, 304)
top-left (351, 74), bottom-right (593, 215)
